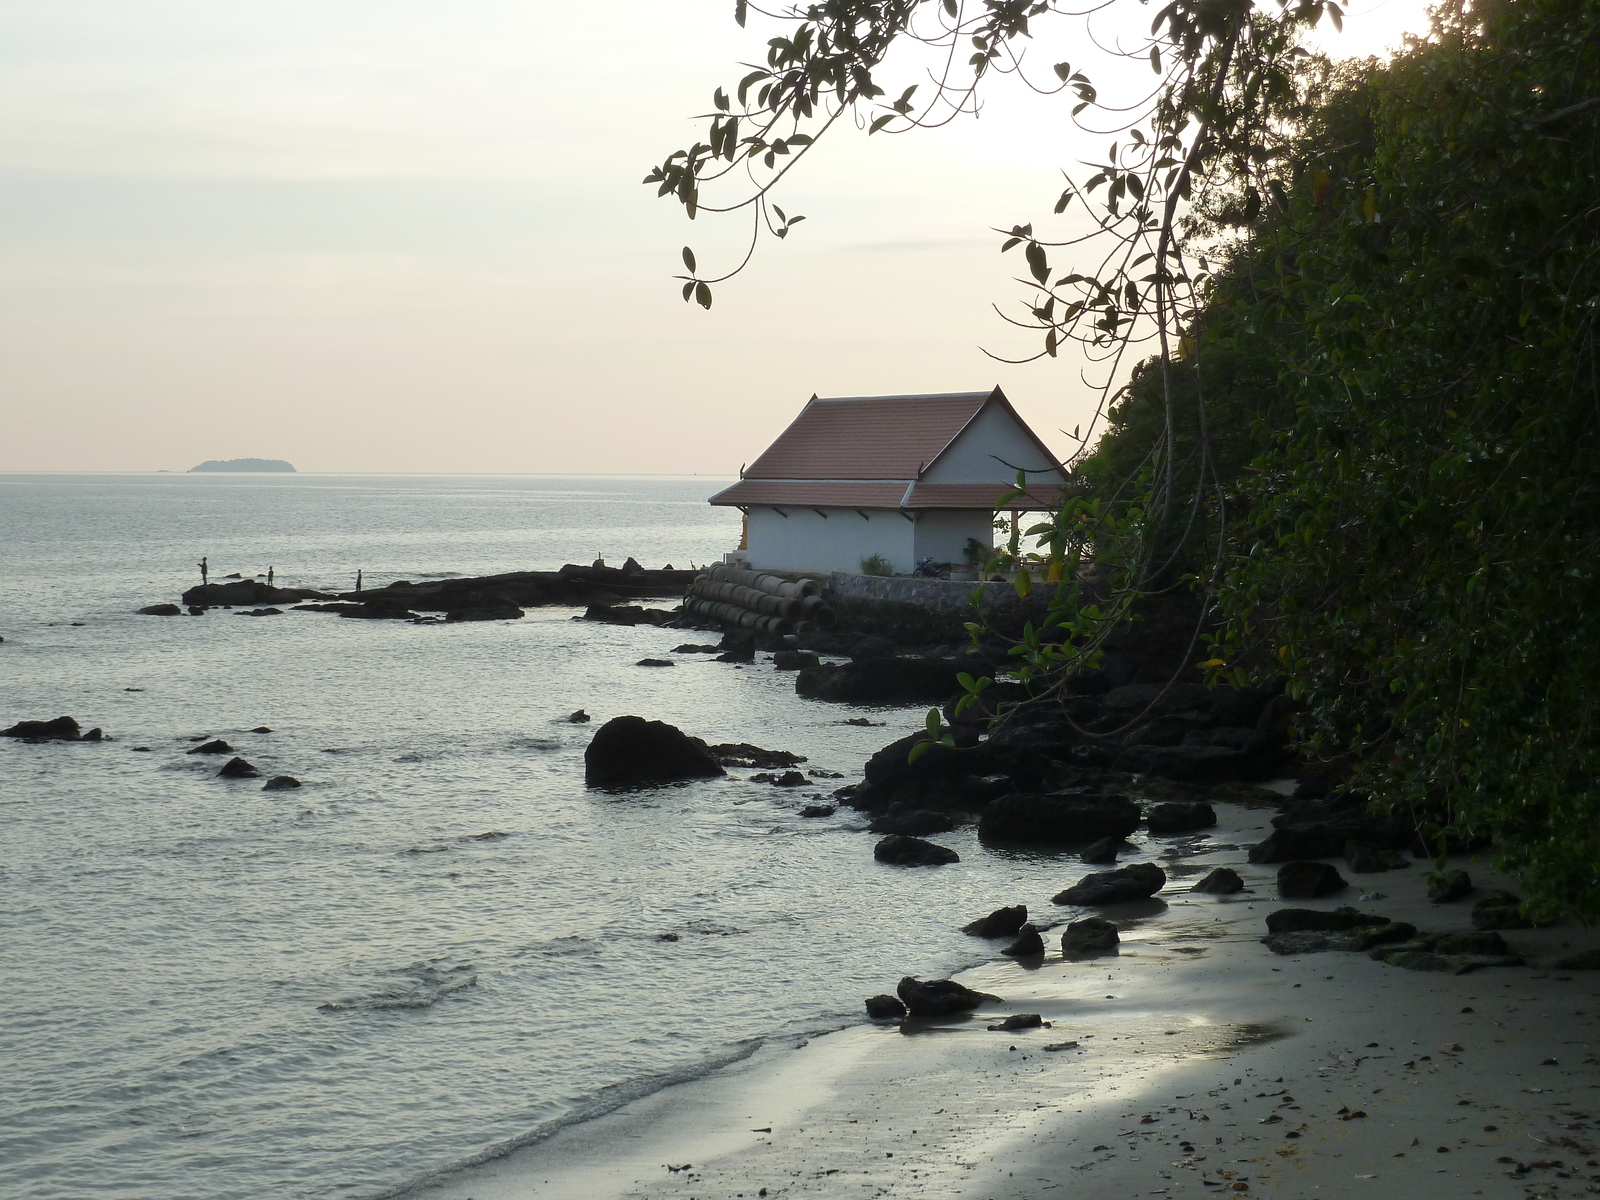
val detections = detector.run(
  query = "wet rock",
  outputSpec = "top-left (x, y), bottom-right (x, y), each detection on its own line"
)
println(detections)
top-left (895, 976), bottom-right (1000, 1017)
top-left (710, 743), bottom-right (806, 768)
top-left (714, 630), bottom-right (756, 662)
top-left (962, 904), bottom-right (1028, 938)
top-left (1427, 868), bottom-right (1473, 903)
top-left (217, 757), bottom-right (259, 778)
top-left (81, 728), bottom-right (104, 741)
top-left (843, 717), bottom-right (884, 727)
top-left (1376, 948), bottom-right (1524, 974)
top-left (795, 657), bottom-right (972, 705)
top-left (181, 580), bottom-right (314, 607)
top-left (1264, 923), bottom-right (1415, 955)
top-left (772, 650), bottom-right (820, 671)
top-left (636, 658), bottom-right (674, 667)
top-left (874, 834), bottom-right (959, 866)
top-left (1112, 743), bottom-right (1252, 784)
top-left (1079, 836), bottom-right (1120, 864)
top-left (979, 793), bottom-right (1141, 845)
top-left (1277, 861), bottom-right (1348, 899)
top-left (865, 994), bottom-right (907, 1020)
top-left (1265, 906), bottom-right (1391, 934)
top-left (187, 739), bottom-right (234, 755)
top-left (1346, 843), bottom-right (1410, 873)
top-left (583, 604), bottom-right (645, 625)
top-left (444, 604), bottom-right (522, 622)
top-left (1060, 916), bottom-right (1120, 954)
top-left (236, 607), bottom-right (282, 616)
top-left (1052, 863), bottom-right (1166, 905)
top-left (1, 716), bottom-right (82, 741)
top-left (1145, 801), bottom-right (1218, 835)
top-left (987, 1013), bottom-right (1043, 1031)
top-left (263, 775), bottom-right (301, 791)
top-left (583, 715), bottom-right (726, 788)
top-left (137, 603), bottom-right (182, 616)
top-left (869, 804), bottom-right (957, 836)
top-left (1551, 949), bottom-right (1600, 970)
top-left (798, 803), bottom-right (836, 818)
top-left (1249, 794), bottom-right (1409, 863)
top-left (567, 710), bottom-right (591, 723)
top-left (1435, 931), bottom-right (1511, 955)
top-left (751, 770), bottom-right (809, 787)
top-left (672, 643), bottom-right (720, 653)
top-left (251, 726), bottom-right (273, 733)
top-left (1192, 867), bottom-right (1245, 894)
top-left (1472, 890), bottom-right (1535, 930)
top-left (1000, 925), bottom-right (1046, 957)
top-left (187, 606), bottom-right (206, 615)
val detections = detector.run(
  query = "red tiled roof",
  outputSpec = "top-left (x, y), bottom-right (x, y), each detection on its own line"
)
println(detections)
top-left (743, 391), bottom-right (996, 480)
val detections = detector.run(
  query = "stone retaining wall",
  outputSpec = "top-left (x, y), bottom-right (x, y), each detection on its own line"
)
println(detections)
top-left (822, 571), bottom-right (1050, 641)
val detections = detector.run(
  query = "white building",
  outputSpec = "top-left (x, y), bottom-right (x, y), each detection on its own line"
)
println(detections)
top-left (709, 388), bottom-right (1070, 574)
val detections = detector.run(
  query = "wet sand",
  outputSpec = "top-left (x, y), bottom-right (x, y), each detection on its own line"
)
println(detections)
top-left (412, 799), bottom-right (1600, 1200)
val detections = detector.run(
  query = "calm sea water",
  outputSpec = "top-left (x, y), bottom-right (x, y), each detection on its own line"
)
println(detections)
top-left (0, 474), bottom-right (1109, 1200)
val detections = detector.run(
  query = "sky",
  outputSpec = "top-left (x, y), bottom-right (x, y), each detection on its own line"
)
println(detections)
top-left (0, 0), bottom-right (1433, 474)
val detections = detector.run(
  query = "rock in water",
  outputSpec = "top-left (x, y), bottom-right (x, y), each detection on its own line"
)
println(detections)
top-left (987, 1014), bottom-right (1043, 1031)
top-left (567, 710), bottom-right (591, 723)
top-left (751, 770), bottom-right (809, 787)
top-left (1192, 867), bottom-right (1245, 894)
top-left (865, 994), bottom-right (907, 1019)
top-left (1277, 861), bottom-right (1348, 899)
top-left (1060, 917), bottom-right (1121, 954)
top-left (895, 976), bottom-right (1000, 1017)
top-left (582, 716), bottom-right (726, 788)
top-left (1428, 868), bottom-right (1473, 903)
top-left (137, 603), bottom-right (182, 616)
top-left (1145, 801), bottom-right (1218, 834)
top-left (262, 776), bottom-right (301, 791)
top-left (1001, 925), bottom-right (1046, 957)
top-left (707, 743), bottom-right (807, 768)
top-left (217, 757), bottom-right (259, 778)
top-left (771, 650), bottom-right (819, 671)
top-left (868, 804), bottom-right (957, 836)
top-left (962, 904), bottom-right (1028, 938)
top-left (187, 739), bottom-right (233, 755)
top-left (978, 793), bottom-right (1141, 844)
top-left (1, 716), bottom-right (82, 741)
top-left (1080, 837), bottom-right (1121, 864)
top-left (635, 658), bottom-right (674, 667)
top-left (873, 834), bottom-right (959, 866)
top-left (1052, 863), bottom-right (1166, 905)
top-left (798, 803), bottom-right (835, 818)
top-left (1265, 906), bottom-right (1391, 934)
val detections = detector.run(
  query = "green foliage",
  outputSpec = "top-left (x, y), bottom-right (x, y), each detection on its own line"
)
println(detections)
top-left (859, 553), bottom-right (894, 576)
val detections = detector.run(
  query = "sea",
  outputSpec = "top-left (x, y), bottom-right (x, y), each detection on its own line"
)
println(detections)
top-left (0, 472), bottom-right (1109, 1200)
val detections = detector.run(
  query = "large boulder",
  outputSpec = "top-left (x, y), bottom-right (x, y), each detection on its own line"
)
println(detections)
top-left (1191, 867), bottom-right (1245, 894)
top-left (1145, 801), bottom-right (1218, 835)
top-left (895, 976), bottom-right (1000, 1017)
top-left (868, 805), bottom-right (957, 836)
top-left (1249, 794), bottom-right (1409, 863)
top-left (181, 580), bottom-right (310, 607)
top-left (1001, 925), bottom-right (1046, 957)
top-left (1265, 906), bottom-right (1391, 934)
top-left (865, 994), bottom-right (908, 1019)
top-left (795, 656), bottom-right (970, 705)
top-left (1060, 916), bottom-right (1121, 953)
top-left (583, 716), bottom-right (726, 788)
top-left (873, 834), bottom-right (959, 866)
top-left (1112, 743), bottom-right (1251, 784)
top-left (1427, 869), bottom-right (1473, 903)
top-left (855, 732), bottom-right (1059, 813)
top-left (962, 904), bottom-right (1028, 938)
top-left (137, 603), bottom-right (182, 616)
top-left (1, 716), bottom-right (83, 741)
top-left (1472, 890), bottom-right (1535, 930)
top-left (1276, 861), bottom-right (1348, 899)
top-left (978, 791), bottom-right (1141, 845)
top-left (1052, 862), bottom-right (1166, 905)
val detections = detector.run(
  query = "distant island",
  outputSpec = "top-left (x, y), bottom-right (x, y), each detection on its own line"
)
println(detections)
top-left (189, 458), bottom-right (296, 473)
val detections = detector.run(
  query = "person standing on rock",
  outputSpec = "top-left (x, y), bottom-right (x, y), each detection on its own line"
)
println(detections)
top-left (199, 556), bottom-right (209, 585)
top-left (267, 566), bottom-right (274, 587)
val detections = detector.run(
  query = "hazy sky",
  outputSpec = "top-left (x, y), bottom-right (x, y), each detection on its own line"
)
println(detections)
top-left (0, 1), bottom-right (1430, 474)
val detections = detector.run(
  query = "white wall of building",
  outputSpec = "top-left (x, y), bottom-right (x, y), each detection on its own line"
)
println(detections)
top-left (745, 506), bottom-right (916, 573)
top-left (923, 401), bottom-right (1067, 483)
top-left (913, 509), bottom-right (995, 566)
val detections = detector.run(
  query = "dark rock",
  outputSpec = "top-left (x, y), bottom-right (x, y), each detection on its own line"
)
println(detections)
top-left (187, 606), bottom-right (206, 615)
top-left (1250, 794), bottom-right (1409, 863)
top-left (187, 739), bottom-right (233, 755)
top-left (1266, 906), bottom-right (1392, 934)
top-left (138, 603), bottom-right (182, 616)
top-left (1346, 843), bottom-right (1410, 873)
top-left (987, 1013), bottom-right (1043, 1031)
top-left (850, 635), bottom-right (899, 662)
top-left (869, 804), bottom-right (957, 836)
top-left (583, 716), bottom-right (726, 788)
top-left (1265, 923), bottom-right (1416, 955)
top-left (715, 630), bottom-right (756, 662)
top-left (708, 743), bottom-right (806, 768)
top-left (1427, 869), bottom-right (1473, 903)
top-left (81, 728), bottom-right (104, 741)
top-left (672, 644), bottom-right (721, 653)
top-left (583, 603), bottom-right (645, 625)
top-left (979, 793), bottom-right (1141, 845)
top-left (798, 803), bottom-right (836, 818)
top-left (217, 757), bottom-right (259, 778)
top-left (1207, 686), bottom-right (1274, 727)
top-left (1, 716), bottom-right (81, 740)
top-left (1060, 916), bottom-right (1121, 953)
top-left (843, 717), bottom-right (884, 727)
top-left (1276, 861), bottom-right (1349, 899)
top-left (1052, 863), bottom-right (1166, 905)
top-left (1472, 890), bottom-right (1534, 930)
top-left (1435, 931), bottom-right (1511, 955)
top-left (874, 834), bottom-right (959, 866)
top-left (181, 581), bottom-right (311, 607)
top-left (263, 776), bottom-right (301, 791)
top-left (1080, 836), bottom-right (1121, 864)
top-left (1000, 925), bottom-right (1046, 957)
top-left (1550, 949), bottom-right (1600, 970)
top-left (636, 658), bottom-right (674, 667)
top-left (236, 607), bottom-right (282, 616)
top-left (251, 726), bottom-right (273, 733)
top-left (1192, 867), bottom-right (1245, 894)
top-left (1146, 801), bottom-right (1218, 835)
top-left (857, 732), bottom-right (1056, 813)
top-left (895, 976), bottom-right (1000, 1017)
top-left (1374, 947), bottom-right (1524, 973)
top-left (567, 709), bottom-right (591, 723)
top-left (796, 656), bottom-right (969, 705)
top-left (865, 994), bottom-right (908, 1020)
top-left (751, 770), bottom-right (809, 787)
top-left (1103, 682), bottom-right (1211, 714)
top-left (772, 650), bottom-right (820, 671)
top-left (962, 904), bottom-right (1028, 938)
top-left (444, 604), bottom-right (522, 622)
top-left (1113, 743), bottom-right (1253, 784)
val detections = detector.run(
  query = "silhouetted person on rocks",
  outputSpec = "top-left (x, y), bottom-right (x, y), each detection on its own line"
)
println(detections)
top-left (267, 566), bottom-right (274, 586)
top-left (199, 556), bottom-right (208, 585)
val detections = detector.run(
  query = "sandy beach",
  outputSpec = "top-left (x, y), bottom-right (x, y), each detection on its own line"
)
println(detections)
top-left (411, 796), bottom-right (1600, 1200)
